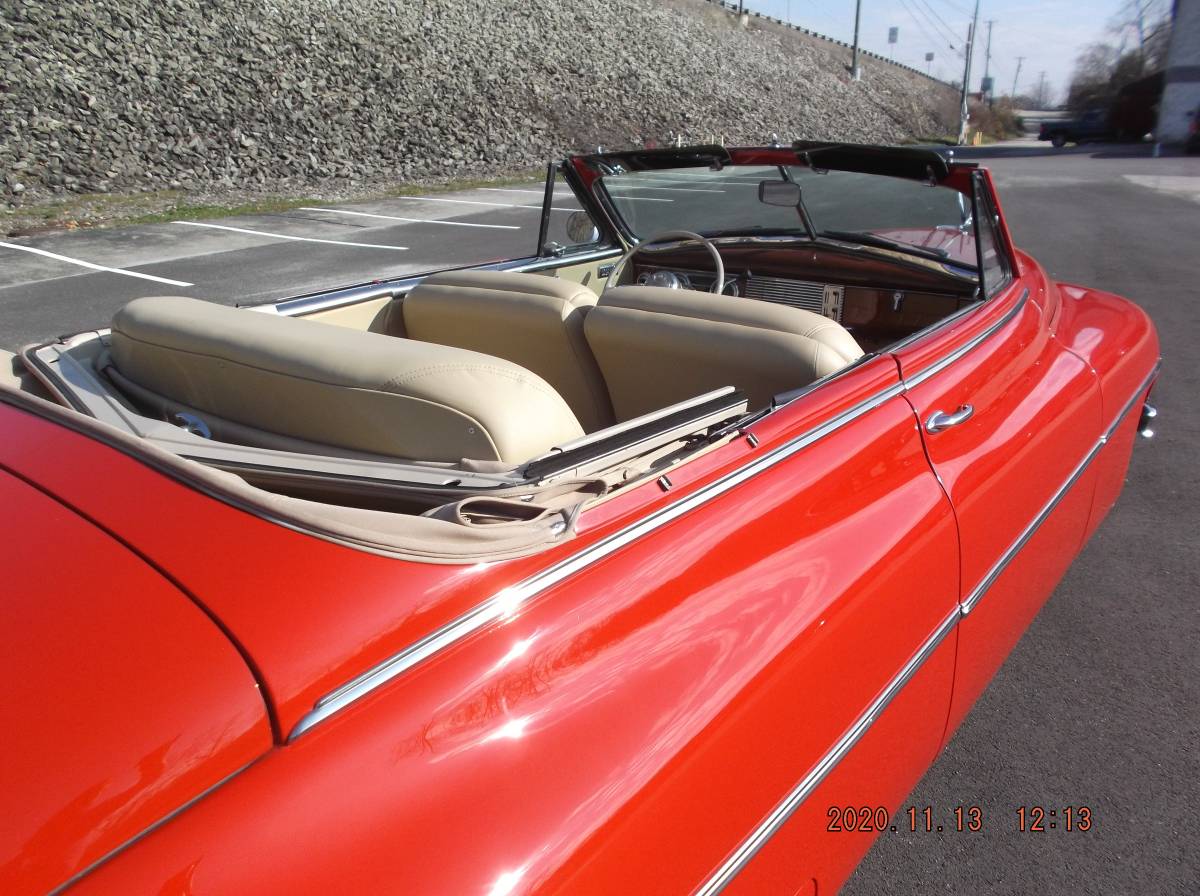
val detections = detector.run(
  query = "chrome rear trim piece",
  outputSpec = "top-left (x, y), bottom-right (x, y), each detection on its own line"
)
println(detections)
top-left (289, 374), bottom-right (907, 739)
top-left (694, 607), bottom-right (961, 896)
top-left (696, 361), bottom-right (1159, 895)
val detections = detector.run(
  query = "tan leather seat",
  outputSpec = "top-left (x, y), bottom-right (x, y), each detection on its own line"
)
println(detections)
top-left (584, 286), bottom-right (864, 421)
top-left (109, 296), bottom-right (584, 464)
top-left (402, 271), bottom-right (614, 432)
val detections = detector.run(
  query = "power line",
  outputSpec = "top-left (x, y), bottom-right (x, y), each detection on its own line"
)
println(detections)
top-left (898, 0), bottom-right (949, 52)
top-left (907, 0), bottom-right (964, 51)
top-left (913, 0), bottom-right (963, 44)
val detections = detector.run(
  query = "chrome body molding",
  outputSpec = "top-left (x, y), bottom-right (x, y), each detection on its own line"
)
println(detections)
top-left (292, 288), bottom-right (1035, 740)
top-left (961, 361), bottom-right (1160, 615)
top-left (693, 607), bottom-right (961, 896)
top-left (694, 361), bottom-right (1159, 896)
top-left (266, 246), bottom-right (623, 318)
top-left (288, 376), bottom-right (908, 740)
top-left (900, 287), bottom-right (1029, 389)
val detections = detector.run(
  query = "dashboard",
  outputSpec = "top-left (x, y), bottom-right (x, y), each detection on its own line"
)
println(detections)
top-left (629, 241), bottom-right (978, 351)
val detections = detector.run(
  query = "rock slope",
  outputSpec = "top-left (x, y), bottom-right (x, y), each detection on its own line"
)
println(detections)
top-left (1, 0), bottom-right (959, 201)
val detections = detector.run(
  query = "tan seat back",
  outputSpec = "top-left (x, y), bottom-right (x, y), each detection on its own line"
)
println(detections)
top-left (584, 286), bottom-right (864, 421)
top-left (109, 296), bottom-right (584, 464)
top-left (402, 271), bottom-right (614, 432)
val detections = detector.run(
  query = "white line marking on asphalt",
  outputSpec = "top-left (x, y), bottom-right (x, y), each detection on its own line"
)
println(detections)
top-left (298, 207), bottom-right (521, 230)
top-left (479, 188), bottom-right (566, 196)
top-left (607, 184), bottom-right (726, 194)
top-left (0, 240), bottom-right (194, 287)
top-left (639, 174), bottom-right (759, 187)
top-left (402, 196), bottom-right (586, 211)
top-left (171, 221), bottom-right (408, 250)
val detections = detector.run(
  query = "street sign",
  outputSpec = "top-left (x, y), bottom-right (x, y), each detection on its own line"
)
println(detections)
top-left (888, 27), bottom-right (898, 44)
top-left (981, 76), bottom-right (994, 95)
top-left (925, 51), bottom-right (934, 62)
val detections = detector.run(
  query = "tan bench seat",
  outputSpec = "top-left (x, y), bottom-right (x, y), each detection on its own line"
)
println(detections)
top-left (109, 296), bottom-right (584, 464)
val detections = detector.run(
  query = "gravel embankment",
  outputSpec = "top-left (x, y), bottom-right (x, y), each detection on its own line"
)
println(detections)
top-left (1, 0), bottom-right (959, 204)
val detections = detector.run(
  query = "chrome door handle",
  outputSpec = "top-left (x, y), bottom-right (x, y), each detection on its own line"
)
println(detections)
top-left (925, 404), bottom-right (974, 433)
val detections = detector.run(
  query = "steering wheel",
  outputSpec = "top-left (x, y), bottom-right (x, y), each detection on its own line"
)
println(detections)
top-left (601, 230), bottom-right (725, 296)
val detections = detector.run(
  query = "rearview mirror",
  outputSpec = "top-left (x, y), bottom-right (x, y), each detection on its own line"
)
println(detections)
top-left (758, 180), bottom-right (802, 208)
top-left (566, 211), bottom-right (600, 245)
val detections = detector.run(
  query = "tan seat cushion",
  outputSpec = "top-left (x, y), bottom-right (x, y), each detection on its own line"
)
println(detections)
top-left (584, 286), bottom-right (864, 421)
top-left (402, 270), bottom-right (614, 432)
top-left (109, 296), bottom-right (584, 464)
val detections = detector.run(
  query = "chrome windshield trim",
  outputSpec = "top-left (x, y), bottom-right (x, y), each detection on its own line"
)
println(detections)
top-left (697, 361), bottom-right (1159, 895)
top-left (901, 287), bottom-right (1029, 389)
top-left (963, 360), bottom-right (1160, 614)
top-left (289, 373), bottom-right (907, 739)
top-left (694, 606), bottom-right (961, 896)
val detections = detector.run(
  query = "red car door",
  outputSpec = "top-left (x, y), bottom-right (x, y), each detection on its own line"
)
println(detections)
top-left (897, 174), bottom-right (1104, 738)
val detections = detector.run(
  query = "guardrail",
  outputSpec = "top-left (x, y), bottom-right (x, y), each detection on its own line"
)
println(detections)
top-left (700, 0), bottom-right (953, 87)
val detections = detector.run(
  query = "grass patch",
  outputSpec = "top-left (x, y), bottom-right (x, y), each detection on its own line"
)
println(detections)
top-left (4, 166), bottom-right (550, 237)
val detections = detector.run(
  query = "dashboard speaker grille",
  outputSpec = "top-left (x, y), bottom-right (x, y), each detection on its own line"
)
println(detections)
top-left (744, 276), bottom-right (844, 321)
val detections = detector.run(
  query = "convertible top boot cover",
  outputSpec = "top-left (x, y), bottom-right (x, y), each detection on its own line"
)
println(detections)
top-left (109, 296), bottom-right (585, 464)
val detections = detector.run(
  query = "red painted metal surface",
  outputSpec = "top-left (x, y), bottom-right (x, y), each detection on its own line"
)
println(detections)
top-left (54, 356), bottom-right (959, 895)
top-left (0, 470), bottom-right (271, 895)
top-left (0, 158), bottom-right (1160, 894)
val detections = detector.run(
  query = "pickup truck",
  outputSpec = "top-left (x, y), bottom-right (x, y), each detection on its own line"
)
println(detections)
top-left (1038, 109), bottom-right (1113, 147)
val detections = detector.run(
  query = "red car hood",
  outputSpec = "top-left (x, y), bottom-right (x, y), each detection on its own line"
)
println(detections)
top-left (0, 470), bottom-right (272, 895)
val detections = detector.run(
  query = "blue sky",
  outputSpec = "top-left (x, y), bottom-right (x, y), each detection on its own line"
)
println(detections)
top-left (744, 0), bottom-right (1159, 102)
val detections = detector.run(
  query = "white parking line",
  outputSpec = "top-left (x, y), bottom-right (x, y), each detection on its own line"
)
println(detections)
top-left (171, 221), bottom-right (408, 250)
top-left (402, 196), bottom-right (586, 211)
top-left (298, 207), bottom-right (521, 230)
top-left (639, 175), bottom-right (760, 188)
top-left (479, 188), bottom-right (571, 196)
top-left (606, 184), bottom-right (726, 194)
top-left (0, 240), bottom-right (194, 287)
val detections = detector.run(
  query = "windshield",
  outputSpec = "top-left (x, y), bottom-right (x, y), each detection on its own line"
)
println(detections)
top-left (596, 165), bottom-right (977, 267)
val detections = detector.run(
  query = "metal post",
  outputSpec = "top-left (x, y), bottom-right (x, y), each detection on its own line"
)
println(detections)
top-left (851, 0), bottom-right (862, 80)
top-left (957, 0), bottom-right (980, 144)
top-left (983, 20), bottom-right (993, 97)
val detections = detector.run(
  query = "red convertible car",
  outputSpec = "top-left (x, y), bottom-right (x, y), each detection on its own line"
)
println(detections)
top-left (0, 143), bottom-right (1159, 895)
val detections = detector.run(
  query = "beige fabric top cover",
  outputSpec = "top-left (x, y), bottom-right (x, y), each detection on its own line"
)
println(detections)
top-left (402, 270), bottom-right (615, 432)
top-left (585, 286), bottom-right (864, 421)
top-left (109, 296), bottom-right (584, 463)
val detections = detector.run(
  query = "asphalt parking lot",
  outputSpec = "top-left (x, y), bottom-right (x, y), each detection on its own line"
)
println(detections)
top-left (1, 143), bottom-right (1196, 893)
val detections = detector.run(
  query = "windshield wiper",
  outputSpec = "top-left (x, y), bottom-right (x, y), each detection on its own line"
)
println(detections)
top-left (817, 230), bottom-right (955, 264)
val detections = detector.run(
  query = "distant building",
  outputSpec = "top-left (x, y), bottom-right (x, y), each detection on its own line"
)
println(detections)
top-left (1158, 0), bottom-right (1200, 143)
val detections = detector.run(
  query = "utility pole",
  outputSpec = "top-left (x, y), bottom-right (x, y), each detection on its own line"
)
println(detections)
top-left (851, 0), bottom-right (862, 80)
top-left (1037, 70), bottom-right (1047, 109)
top-left (957, 0), bottom-right (979, 144)
top-left (983, 19), bottom-right (994, 98)
top-left (1012, 55), bottom-right (1024, 98)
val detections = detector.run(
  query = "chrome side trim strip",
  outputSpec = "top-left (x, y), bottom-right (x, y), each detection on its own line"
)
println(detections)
top-left (961, 361), bottom-right (1159, 615)
top-left (268, 247), bottom-right (623, 317)
top-left (901, 288), bottom-right (1029, 389)
top-left (289, 378), bottom-right (907, 739)
top-left (696, 362), bottom-right (1159, 896)
top-left (694, 607), bottom-right (961, 896)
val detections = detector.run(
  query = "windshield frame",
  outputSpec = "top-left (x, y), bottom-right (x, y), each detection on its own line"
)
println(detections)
top-left (566, 145), bottom-right (984, 271)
